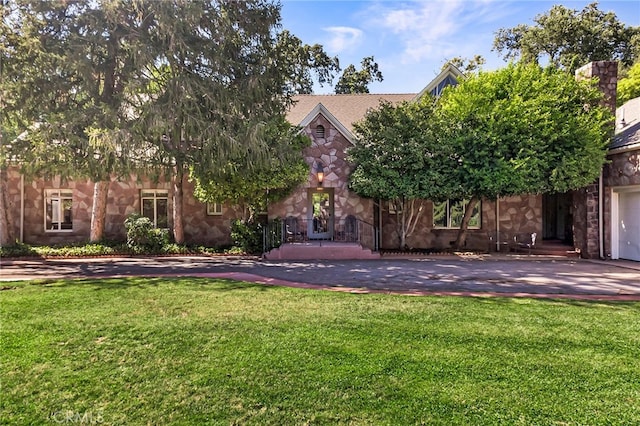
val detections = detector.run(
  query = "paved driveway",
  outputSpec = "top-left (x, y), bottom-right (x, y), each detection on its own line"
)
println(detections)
top-left (1, 255), bottom-right (639, 299)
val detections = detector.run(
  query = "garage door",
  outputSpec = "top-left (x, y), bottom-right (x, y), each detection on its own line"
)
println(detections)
top-left (619, 191), bottom-right (640, 261)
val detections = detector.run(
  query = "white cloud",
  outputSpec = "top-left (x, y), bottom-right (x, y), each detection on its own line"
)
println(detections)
top-left (367, 0), bottom-right (508, 64)
top-left (323, 26), bottom-right (364, 54)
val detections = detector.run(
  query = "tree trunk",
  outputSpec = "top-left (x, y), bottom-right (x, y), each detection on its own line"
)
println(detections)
top-left (0, 167), bottom-right (16, 247)
top-left (399, 206), bottom-right (406, 249)
top-left (453, 197), bottom-right (479, 250)
top-left (173, 167), bottom-right (185, 244)
top-left (396, 198), bottom-right (426, 250)
top-left (90, 181), bottom-right (110, 243)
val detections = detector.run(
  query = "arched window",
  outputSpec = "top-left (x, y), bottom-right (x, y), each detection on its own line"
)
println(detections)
top-left (315, 125), bottom-right (325, 139)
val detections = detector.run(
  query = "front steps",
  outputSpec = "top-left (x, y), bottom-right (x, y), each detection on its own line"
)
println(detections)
top-left (512, 240), bottom-right (581, 258)
top-left (264, 242), bottom-right (380, 261)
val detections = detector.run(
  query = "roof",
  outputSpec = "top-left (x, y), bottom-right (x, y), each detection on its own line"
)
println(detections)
top-left (415, 63), bottom-right (465, 99)
top-left (286, 64), bottom-right (464, 140)
top-left (612, 97), bottom-right (640, 150)
top-left (286, 93), bottom-right (416, 135)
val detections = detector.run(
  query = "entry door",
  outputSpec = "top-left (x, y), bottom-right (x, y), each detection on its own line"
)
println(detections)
top-left (308, 189), bottom-right (333, 240)
top-left (619, 191), bottom-right (640, 261)
top-left (543, 192), bottom-right (572, 242)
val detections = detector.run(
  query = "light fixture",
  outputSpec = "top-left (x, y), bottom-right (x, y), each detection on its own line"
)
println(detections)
top-left (315, 161), bottom-right (325, 186)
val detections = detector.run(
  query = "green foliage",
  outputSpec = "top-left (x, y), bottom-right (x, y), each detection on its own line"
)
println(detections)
top-left (436, 62), bottom-right (612, 198)
top-left (441, 55), bottom-right (485, 74)
top-left (350, 97), bottom-right (452, 201)
top-left (493, 2), bottom-right (639, 72)
top-left (349, 97), bottom-right (452, 247)
top-left (1, 0), bottom-right (150, 180)
top-left (275, 30), bottom-right (341, 95)
top-left (192, 117), bottom-right (310, 220)
top-left (335, 56), bottom-right (384, 94)
top-left (0, 241), bottom-right (124, 257)
top-left (124, 214), bottom-right (169, 253)
top-left (618, 61), bottom-right (640, 106)
top-left (0, 241), bottom-right (238, 258)
top-left (231, 219), bottom-right (264, 254)
top-left (0, 241), bottom-right (38, 257)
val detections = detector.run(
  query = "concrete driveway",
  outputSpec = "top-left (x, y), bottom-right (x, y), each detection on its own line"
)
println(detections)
top-left (2, 255), bottom-right (639, 300)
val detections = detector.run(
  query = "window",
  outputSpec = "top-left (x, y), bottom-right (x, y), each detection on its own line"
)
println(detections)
top-left (206, 202), bottom-right (223, 216)
top-left (433, 199), bottom-right (481, 229)
top-left (141, 190), bottom-right (169, 228)
top-left (315, 125), bottom-right (325, 139)
top-left (45, 189), bottom-right (73, 231)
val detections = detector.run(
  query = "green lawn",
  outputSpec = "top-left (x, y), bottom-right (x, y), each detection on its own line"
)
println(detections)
top-left (2, 278), bottom-right (639, 425)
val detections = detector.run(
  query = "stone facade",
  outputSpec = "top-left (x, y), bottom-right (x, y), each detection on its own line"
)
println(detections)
top-left (378, 194), bottom-right (542, 251)
top-left (5, 167), bottom-right (242, 246)
top-left (572, 61), bottom-right (618, 258)
top-left (7, 61), bottom-right (624, 256)
top-left (269, 114), bottom-right (374, 226)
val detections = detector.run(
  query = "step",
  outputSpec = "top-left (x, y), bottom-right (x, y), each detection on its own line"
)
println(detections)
top-left (514, 246), bottom-right (581, 258)
top-left (264, 242), bottom-right (381, 261)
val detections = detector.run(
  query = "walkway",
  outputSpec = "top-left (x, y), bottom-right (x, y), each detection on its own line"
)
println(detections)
top-left (1, 255), bottom-right (639, 301)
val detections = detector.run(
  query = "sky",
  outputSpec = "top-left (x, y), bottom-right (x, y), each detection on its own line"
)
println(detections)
top-left (280, 0), bottom-right (640, 94)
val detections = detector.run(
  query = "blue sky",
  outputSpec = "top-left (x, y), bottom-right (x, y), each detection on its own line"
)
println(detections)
top-left (280, 0), bottom-right (640, 94)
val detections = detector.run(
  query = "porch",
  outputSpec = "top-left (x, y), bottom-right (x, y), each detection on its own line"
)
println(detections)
top-left (262, 217), bottom-right (380, 260)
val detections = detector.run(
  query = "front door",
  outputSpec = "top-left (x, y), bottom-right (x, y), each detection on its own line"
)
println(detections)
top-left (308, 189), bottom-right (333, 240)
top-left (543, 192), bottom-right (573, 243)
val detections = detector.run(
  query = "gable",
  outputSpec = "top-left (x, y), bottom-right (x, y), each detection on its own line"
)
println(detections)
top-left (287, 93), bottom-right (415, 142)
top-left (414, 63), bottom-right (464, 100)
top-left (299, 103), bottom-right (355, 143)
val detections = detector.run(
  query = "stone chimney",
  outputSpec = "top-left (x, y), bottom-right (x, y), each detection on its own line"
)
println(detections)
top-left (572, 61), bottom-right (617, 259)
top-left (575, 61), bottom-right (618, 114)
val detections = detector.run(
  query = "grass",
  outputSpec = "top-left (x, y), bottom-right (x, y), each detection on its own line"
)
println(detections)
top-left (2, 278), bottom-right (639, 425)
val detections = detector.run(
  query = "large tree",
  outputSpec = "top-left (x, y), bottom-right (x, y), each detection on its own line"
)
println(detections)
top-left (191, 117), bottom-right (310, 221)
top-left (335, 56), bottom-right (383, 94)
top-left (1, 0), bottom-right (153, 243)
top-left (3, 0), bottom-right (338, 246)
top-left (275, 30), bottom-right (340, 95)
top-left (133, 0), bottom-right (338, 244)
top-left (493, 2), bottom-right (639, 72)
top-left (349, 98), bottom-right (454, 249)
top-left (436, 62), bottom-right (613, 248)
top-left (441, 55), bottom-right (485, 74)
top-left (617, 61), bottom-right (640, 106)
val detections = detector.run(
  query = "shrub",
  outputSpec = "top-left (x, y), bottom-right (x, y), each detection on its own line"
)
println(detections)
top-left (230, 219), bottom-right (263, 254)
top-left (0, 241), bottom-right (39, 257)
top-left (124, 214), bottom-right (170, 253)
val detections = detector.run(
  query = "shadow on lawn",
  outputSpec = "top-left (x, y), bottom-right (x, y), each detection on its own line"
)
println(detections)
top-left (40, 276), bottom-right (278, 292)
top-left (471, 294), bottom-right (640, 310)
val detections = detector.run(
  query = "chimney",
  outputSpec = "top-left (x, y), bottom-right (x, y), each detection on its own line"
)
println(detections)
top-left (575, 61), bottom-right (618, 115)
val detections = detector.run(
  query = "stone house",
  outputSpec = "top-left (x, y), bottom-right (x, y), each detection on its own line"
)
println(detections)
top-left (3, 62), bottom-right (639, 261)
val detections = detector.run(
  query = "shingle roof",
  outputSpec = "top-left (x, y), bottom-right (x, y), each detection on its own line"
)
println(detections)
top-left (286, 93), bottom-right (416, 134)
top-left (612, 97), bottom-right (640, 150)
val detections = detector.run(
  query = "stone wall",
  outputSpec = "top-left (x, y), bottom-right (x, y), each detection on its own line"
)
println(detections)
top-left (495, 194), bottom-right (542, 241)
top-left (572, 185), bottom-right (600, 258)
top-left (269, 114), bottom-right (373, 224)
top-left (575, 61), bottom-right (618, 115)
top-left (572, 61), bottom-right (618, 258)
top-left (5, 167), bottom-right (240, 247)
top-left (379, 195), bottom-right (542, 252)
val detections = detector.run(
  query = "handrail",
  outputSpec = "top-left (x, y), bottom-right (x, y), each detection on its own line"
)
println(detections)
top-left (263, 216), bottom-right (379, 253)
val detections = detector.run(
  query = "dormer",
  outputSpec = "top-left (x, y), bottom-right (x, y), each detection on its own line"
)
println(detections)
top-left (414, 63), bottom-right (465, 100)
